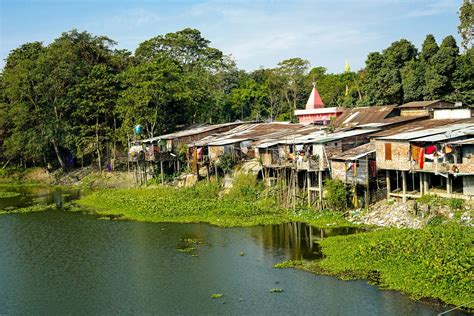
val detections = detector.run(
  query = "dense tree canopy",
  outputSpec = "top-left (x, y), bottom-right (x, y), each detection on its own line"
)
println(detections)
top-left (0, 21), bottom-right (472, 170)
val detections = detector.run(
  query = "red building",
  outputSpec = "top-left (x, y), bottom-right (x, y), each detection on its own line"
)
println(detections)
top-left (295, 83), bottom-right (343, 124)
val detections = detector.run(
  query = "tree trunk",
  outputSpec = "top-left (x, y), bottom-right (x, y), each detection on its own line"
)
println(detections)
top-left (96, 116), bottom-right (102, 173)
top-left (52, 139), bottom-right (66, 170)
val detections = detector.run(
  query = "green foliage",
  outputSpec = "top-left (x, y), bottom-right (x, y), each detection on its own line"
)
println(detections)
top-left (0, 191), bottom-right (21, 198)
top-left (273, 260), bottom-right (303, 269)
top-left (312, 224), bottom-right (474, 308)
top-left (324, 179), bottom-right (348, 211)
top-left (211, 294), bottom-right (223, 299)
top-left (458, 0), bottom-right (474, 50)
top-left (216, 153), bottom-right (235, 174)
top-left (416, 194), bottom-right (464, 210)
top-left (1, 27), bottom-right (472, 170)
top-left (227, 173), bottom-right (263, 200)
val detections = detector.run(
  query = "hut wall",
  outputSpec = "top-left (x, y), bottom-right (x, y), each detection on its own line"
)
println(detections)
top-left (459, 145), bottom-right (474, 174)
top-left (331, 161), bottom-right (346, 182)
top-left (341, 136), bottom-right (370, 152)
top-left (209, 146), bottom-right (225, 161)
top-left (375, 141), bottom-right (411, 170)
top-left (170, 125), bottom-right (241, 151)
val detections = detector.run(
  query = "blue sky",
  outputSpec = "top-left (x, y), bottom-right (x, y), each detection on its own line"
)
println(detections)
top-left (0, 0), bottom-right (462, 73)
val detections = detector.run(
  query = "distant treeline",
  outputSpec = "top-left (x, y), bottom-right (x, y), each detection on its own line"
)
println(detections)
top-left (0, 1), bottom-right (472, 170)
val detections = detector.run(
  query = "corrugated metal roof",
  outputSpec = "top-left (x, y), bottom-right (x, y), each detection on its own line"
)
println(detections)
top-left (371, 118), bottom-right (474, 138)
top-left (208, 138), bottom-right (249, 146)
top-left (304, 129), bottom-right (379, 144)
top-left (398, 100), bottom-right (453, 108)
top-left (449, 138), bottom-right (474, 145)
top-left (378, 122), bottom-right (474, 141)
top-left (158, 121), bottom-right (248, 140)
top-left (332, 142), bottom-right (376, 160)
top-left (331, 105), bottom-right (397, 128)
top-left (412, 128), bottom-right (474, 142)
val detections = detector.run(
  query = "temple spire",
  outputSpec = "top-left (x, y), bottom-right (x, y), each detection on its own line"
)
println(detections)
top-left (305, 82), bottom-right (324, 110)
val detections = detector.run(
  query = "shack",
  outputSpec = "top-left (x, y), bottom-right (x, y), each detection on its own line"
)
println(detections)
top-left (373, 119), bottom-right (474, 201)
top-left (398, 100), bottom-right (454, 117)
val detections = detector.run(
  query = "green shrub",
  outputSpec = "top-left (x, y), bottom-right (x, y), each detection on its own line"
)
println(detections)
top-left (324, 179), bottom-right (347, 211)
top-left (216, 153), bottom-right (235, 174)
top-left (227, 173), bottom-right (263, 200)
top-left (314, 223), bottom-right (474, 308)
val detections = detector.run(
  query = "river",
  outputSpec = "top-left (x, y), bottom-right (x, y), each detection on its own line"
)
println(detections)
top-left (0, 186), bottom-right (464, 315)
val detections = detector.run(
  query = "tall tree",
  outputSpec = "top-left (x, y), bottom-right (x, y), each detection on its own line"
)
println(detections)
top-left (420, 34), bottom-right (439, 62)
top-left (117, 57), bottom-right (187, 140)
top-left (458, 0), bottom-right (474, 50)
top-left (277, 58), bottom-right (310, 121)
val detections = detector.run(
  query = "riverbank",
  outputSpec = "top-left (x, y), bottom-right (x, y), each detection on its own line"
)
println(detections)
top-left (1, 172), bottom-right (472, 311)
top-left (74, 179), bottom-right (357, 228)
top-left (275, 222), bottom-right (474, 311)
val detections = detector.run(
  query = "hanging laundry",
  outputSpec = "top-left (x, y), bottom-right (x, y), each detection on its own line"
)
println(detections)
top-left (197, 147), bottom-right (203, 160)
top-left (353, 162), bottom-right (357, 177)
top-left (444, 144), bottom-right (453, 154)
top-left (369, 161), bottom-right (377, 177)
top-left (425, 145), bottom-right (437, 155)
top-left (419, 148), bottom-right (424, 169)
top-left (411, 145), bottom-right (421, 162)
top-left (346, 162), bottom-right (354, 171)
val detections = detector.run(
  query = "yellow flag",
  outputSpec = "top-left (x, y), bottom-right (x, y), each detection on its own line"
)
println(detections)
top-left (344, 59), bottom-right (351, 73)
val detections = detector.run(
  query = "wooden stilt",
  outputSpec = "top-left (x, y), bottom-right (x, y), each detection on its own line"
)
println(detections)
top-left (402, 170), bottom-right (407, 202)
top-left (386, 170), bottom-right (391, 200)
top-left (423, 173), bottom-right (429, 194)
top-left (318, 170), bottom-right (323, 210)
top-left (307, 171), bottom-right (311, 207)
top-left (447, 174), bottom-right (452, 195)
top-left (160, 160), bottom-right (164, 185)
top-left (419, 173), bottom-right (424, 195)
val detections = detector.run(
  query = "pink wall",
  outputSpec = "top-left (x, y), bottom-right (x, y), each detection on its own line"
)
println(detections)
top-left (297, 112), bottom-right (342, 123)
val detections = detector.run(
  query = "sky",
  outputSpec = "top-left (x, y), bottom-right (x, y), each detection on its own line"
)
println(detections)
top-left (0, 0), bottom-right (462, 73)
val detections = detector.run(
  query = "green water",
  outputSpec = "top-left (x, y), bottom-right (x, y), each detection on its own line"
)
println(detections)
top-left (0, 186), bottom-right (465, 315)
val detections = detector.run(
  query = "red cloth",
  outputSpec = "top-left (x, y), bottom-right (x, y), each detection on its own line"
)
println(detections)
top-left (425, 145), bottom-right (436, 155)
top-left (419, 148), bottom-right (424, 169)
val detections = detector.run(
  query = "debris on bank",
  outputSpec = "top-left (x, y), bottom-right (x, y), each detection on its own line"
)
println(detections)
top-left (349, 199), bottom-right (473, 229)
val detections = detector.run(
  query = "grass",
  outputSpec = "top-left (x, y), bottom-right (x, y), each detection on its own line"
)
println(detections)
top-left (74, 177), bottom-right (357, 228)
top-left (0, 191), bottom-right (21, 198)
top-left (0, 203), bottom-right (56, 215)
top-left (274, 223), bottom-right (474, 309)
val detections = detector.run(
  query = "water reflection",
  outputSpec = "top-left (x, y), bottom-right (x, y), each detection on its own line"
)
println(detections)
top-left (252, 222), bottom-right (363, 260)
top-left (0, 186), bottom-right (80, 210)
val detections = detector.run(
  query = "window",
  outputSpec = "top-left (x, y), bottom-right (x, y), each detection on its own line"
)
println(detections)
top-left (385, 143), bottom-right (392, 161)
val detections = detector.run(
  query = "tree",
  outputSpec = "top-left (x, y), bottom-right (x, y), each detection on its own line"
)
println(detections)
top-left (277, 58), bottom-right (310, 121)
top-left (451, 47), bottom-right (474, 105)
top-left (135, 28), bottom-right (223, 69)
top-left (424, 36), bottom-right (459, 99)
top-left (69, 64), bottom-right (120, 171)
top-left (458, 0), bottom-right (474, 50)
top-left (401, 60), bottom-right (425, 102)
top-left (117, 57), bottom-right (187, 140)
top-left (420, 34), bottom-right (439, 62)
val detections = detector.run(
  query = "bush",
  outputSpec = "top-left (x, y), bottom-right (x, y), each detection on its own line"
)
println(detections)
top-left (417, 194), bottom-right (464, 211)
top-left (324, 179), bottom-right (348, 211)
top-left (216, 153), bottom-right (235, 174)
top-left (227, 173), bottom-right (263, 200)
top-left (317, 223), bottom-right (474, 308)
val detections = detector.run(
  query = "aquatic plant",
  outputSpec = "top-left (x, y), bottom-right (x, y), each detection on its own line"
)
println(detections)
top-left (75, 182), bottom-right (357, 228)
top-left (211, 294), bottom-right (223, 299)
top-left (0, 203), bottom-right (56, 215)
top-left (0, 191), bottom-right (21, 198)
top-left (304, 223), bottom-right (473, 308)
top-left (270, 288), bottom-right (283, 293)
top-left (177, 247), bottom-right (196, 253)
